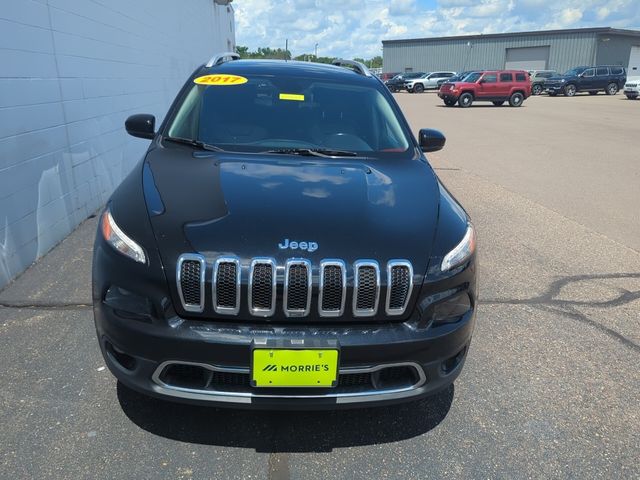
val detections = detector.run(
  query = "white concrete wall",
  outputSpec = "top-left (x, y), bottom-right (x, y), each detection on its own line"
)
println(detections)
top-left (0, 0), bottom-right (235, 288)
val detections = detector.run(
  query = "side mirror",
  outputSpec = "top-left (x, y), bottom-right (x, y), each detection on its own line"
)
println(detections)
top-left (478, 78), bottom-right (485, 84)
top-left (125, 114), bottom-right (156, 139)
top-left (419, 129), bottom-right (446, 153)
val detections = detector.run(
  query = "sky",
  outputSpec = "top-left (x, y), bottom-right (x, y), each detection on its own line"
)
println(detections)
top-left (233, 0), bottom-right (640, 59)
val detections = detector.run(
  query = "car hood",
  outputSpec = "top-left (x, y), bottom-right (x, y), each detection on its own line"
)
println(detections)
top-left (143, 144), bottom-right (441, 274)
top-left (546, 75), bottom-right (570, 81)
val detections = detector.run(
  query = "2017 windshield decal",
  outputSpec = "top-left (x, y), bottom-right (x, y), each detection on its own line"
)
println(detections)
top-left (194, 74), bottom-right (248, 86)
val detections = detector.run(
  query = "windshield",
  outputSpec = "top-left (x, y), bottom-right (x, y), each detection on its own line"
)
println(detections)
top-left (563, 68), bottom-right (585, 76)
top-left (463, 72), bottom-right (482, 83)
top-left (403, 72), bottom-right (424, 79)
top-left (166, 74), bottom-right (411, 156)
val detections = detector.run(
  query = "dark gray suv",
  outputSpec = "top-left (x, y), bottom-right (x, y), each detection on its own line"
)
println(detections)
top-left (544, 66), bottom-right (627, 97)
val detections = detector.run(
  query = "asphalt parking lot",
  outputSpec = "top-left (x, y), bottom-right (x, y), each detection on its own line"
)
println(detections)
top-left (1, 91), bottom-right (639, 479)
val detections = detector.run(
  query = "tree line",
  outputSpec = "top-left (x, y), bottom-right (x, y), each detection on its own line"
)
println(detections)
top-left (235, 46), bottom-right (382, 68)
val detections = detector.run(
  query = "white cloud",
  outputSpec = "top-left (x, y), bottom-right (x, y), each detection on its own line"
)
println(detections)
top-left (233, 0), bottom-right (640, 59)
top-left (559, 8), bottom-right (583, 25)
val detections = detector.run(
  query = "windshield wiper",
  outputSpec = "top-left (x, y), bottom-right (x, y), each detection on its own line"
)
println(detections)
top-left (163, 136), bottom-right (224, 152)
top-left (265, 148), bottom-right (358, 157)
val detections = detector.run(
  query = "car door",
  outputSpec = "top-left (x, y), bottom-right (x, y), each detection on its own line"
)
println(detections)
top-left (477, 72), bottom-right (498, 99)
top-left (499, 72), bottom-right (513, 97)
top-left (425, 73), bottom-right (440, 88)
top-left (579, 68), bottom-right (596, 91)
top-left (595, 67), bottom-right (610, 89)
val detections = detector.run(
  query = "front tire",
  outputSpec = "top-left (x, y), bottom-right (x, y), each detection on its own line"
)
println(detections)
top-left (509, 92), bottom-right (524, 107)
top-left (606, 83), bottom-right (619, 95)
top-left (564, 84), bottom-right (577, 97)
top-left (414, 84), bottom-right (424, 93)
top-left (458, 93), bottom-right (473, 108)
top-left (444, 99), bottom-right (456, 107)
top-left (532, 84), bottom-right (543, 95)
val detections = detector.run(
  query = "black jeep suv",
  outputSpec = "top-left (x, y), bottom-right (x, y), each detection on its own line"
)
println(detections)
top-left (544, 66), bottom-right (626, 97)
top-left (385, 72), bottom-right (426, 92)
top-left (93, 54), bottom-right (477, 409)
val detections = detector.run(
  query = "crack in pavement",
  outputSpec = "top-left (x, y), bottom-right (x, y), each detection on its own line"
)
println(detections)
top-left (481, 273), bottom-right (640, 353)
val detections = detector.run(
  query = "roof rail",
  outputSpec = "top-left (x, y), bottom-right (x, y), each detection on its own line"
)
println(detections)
top-left (206, 52), bottom-right (241, 68)
top-left (332, 59), bottom-right (373, 77)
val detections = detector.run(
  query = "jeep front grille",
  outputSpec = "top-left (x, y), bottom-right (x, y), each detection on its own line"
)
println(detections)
top-left (213, 257), bottom-right (240, 315)
top-left (248, 258), bottom-right (276, 316)
top-left (386, 261), bottom-right (414, 315)
top-left (177, 254), bottom-right (206, 313)
top-left (284, 259), bottom-right (312, 317)
top-left (176, 256), bottom-right (414, 318)
top-left (353, 260), bottom-right (380, 317)
top-left (319, 260), bottom-right (346, 317)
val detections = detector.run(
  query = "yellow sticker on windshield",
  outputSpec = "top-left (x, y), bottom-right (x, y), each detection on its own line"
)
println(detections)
top-left (194, 74), bottom-right (248, 86)
top-left (279, 93), bottom-right (305, 101)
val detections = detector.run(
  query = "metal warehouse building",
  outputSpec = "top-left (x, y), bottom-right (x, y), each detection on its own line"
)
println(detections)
top-left (382, 27), bottom-right (640, 75)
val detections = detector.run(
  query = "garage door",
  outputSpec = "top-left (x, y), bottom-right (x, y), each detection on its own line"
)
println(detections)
top-left (628, 45), bottom-right (640, 75)
top-left (505, 46), bottom-right (550, 70)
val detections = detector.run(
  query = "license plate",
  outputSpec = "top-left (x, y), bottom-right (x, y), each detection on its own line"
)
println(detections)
top-left (251, 348), bottom-right (339, 388)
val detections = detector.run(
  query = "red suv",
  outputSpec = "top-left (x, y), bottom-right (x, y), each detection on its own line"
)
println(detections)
top-left (438, 70), bottom-right (531, 107)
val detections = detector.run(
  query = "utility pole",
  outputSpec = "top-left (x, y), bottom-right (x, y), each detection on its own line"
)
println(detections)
top-left (315, 43), bottom-right (318, 59)
top-left (285, 39), bottom-right (288, 60)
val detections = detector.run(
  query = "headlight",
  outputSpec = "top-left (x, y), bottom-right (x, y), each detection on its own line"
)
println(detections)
top-left (441, 224), bottom-right (476, 272)
top-left (101, 208), bottom-right (146, 264)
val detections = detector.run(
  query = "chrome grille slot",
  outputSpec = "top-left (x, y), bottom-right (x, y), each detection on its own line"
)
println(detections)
top-left (284, 259), bottom-right (312, 317)
top-left (319, 260), bottom-right (346, 317)
top-left (386, 260), bottom-right (413, 315)
top-left (177, 254), bottom-right (205, 313)
top-left (213, 257), bottom-right (240, 315)
top-left (353, 260), bottom-right (380, 317)
top-left (249, 258), bottom-right (276, 316)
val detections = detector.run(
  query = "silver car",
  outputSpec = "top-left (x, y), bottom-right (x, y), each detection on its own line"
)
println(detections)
top-left (405, 71), bottom-right (457, 93)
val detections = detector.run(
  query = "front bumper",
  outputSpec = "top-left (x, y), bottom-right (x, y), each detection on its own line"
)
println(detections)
top-left (438, 93), bottom-right (458, 101)
top-left (624, 87), bottom-right (639, 97)
top-left (544, 84), bottom-right (564, 93)
top-left (96, 303), bottom-right (475, 409)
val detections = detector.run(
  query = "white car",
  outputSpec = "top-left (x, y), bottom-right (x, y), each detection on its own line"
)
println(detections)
top-left (624, 76), bottom-right (640, 99)
top-left (405, 71), bottom-right (457, 93)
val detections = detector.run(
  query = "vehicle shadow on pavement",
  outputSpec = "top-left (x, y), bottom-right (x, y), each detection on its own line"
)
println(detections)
top-left (117, 382), bottom-right (454, 452)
